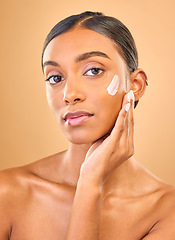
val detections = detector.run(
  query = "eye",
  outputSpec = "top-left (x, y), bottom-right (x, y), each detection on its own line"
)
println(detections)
top-left (84, 68), bottom-right (104, 76)
top-left (45, 75), bottom-right (64, 85)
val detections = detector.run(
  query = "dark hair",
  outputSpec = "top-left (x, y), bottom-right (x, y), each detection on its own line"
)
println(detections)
top-left (42, 11), bottom-right (139, 107)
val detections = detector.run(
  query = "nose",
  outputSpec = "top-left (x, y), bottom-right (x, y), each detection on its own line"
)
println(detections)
top-left (63, 78), bottom-right (86, 105)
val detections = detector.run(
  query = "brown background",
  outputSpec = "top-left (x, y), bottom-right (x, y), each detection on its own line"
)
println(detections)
top-left (0, 0), bottom-right (175, 184)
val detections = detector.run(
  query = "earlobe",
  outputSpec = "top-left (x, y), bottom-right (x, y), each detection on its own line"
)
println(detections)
top-left (130, 68), bottom-right (148, 101)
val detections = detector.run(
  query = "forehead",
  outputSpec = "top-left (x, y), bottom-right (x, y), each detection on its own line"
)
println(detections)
top-left (43, 27), bottom-right (122, 63)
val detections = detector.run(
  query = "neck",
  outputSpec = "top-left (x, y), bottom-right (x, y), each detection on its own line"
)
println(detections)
top-left (62, 142), bottom-right (92, 187)
top-left (102, 157), bottom-right (140, 197)
top-left (62, 143), bottom-right (140, 195)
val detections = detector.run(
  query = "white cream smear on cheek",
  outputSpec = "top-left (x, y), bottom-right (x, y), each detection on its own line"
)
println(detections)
top-left (107, 75), bottom-right (120, 96)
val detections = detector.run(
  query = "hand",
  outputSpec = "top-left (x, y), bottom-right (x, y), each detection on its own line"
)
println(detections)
top-left (80, 90), bottom-right (135, 186)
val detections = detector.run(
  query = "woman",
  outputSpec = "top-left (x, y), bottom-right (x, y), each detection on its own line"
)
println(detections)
top-left (0, 11), bottom-right (175, 240)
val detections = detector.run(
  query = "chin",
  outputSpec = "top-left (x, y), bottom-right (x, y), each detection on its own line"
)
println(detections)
top-left (66, 134), bottom-right (98, 145)
top-left (64, 128), bottom-right (111, 145)
top-left (58, 118), bottom-right (115, 145)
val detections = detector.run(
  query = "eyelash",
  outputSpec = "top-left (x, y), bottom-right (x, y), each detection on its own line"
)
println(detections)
top-left (45, 75), bottom-right (65, 85)
top-left (84, 67), bottom-right (104, 76)
top-left (45, 67), bottom-right (104, 85)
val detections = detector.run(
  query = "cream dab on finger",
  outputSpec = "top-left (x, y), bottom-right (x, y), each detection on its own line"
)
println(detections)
top-left (107, 75), bottom-right (120, 96)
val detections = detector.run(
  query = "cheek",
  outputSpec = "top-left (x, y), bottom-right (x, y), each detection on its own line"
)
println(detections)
top-left (107, 75), bottom-right (120, 96)
top-left (110, 98), bottom-right (122, 121)
top-left (105, 75), bottom-right (126, 117)
top-left (94, 88), bottom-right (123, 125)
top-left (46, 88), bottom-right (63, 113)
top-left (105, 96), bottom-right (122, 121)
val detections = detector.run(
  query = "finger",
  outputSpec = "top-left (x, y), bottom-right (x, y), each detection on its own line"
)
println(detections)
top-left (86, 138), bottom-right (104, 159)
top-left (110, 101), bottom-right (130, 143)
top-left (106, 91), bottom-right (133, 146)
top-left (128, 93), bottom-right (135, 152)
top-left (110, 90), bottom-right (132, 137)
top-left (122, 90), bottom-right (132, 107)
top-left (120, 91), bottom-right (135, 155)
top-left (119, 103), bottom-right (130, 148)
top-left (120, 90), bottom-right (134, 141)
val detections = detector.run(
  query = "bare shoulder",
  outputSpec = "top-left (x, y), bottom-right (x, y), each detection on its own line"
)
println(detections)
top-left (0, 153), bottom-right (58, 210)
top-left (138, 163), bottom-right (175, 212)
top-left (140, 181), bottom-right (175, 239)
top-left (0, 151), bottom-right (71, 239)
top-left (0, 152), bottom-right (63, 235)
top-left (0, 166), bottom-right (32, 238)
top-left (0, 166), bottom-right (33, 206)
top-left (0, 150), bottom-right (65, 197)
top-left (0, 167), bottom-right (24, 197)
top-left (0, 150), bottom-right (67, 204)
top-left (155, 182), bottom-right (175, 213)
top-left (0, 149), bottom-right (67, 195)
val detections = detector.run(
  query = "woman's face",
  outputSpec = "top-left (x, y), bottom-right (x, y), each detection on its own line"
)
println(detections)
top-left (43, 27), bottom-right (131, 144)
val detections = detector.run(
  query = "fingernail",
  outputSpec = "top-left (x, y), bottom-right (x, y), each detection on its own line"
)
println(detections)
top-left (127, 90), bottom-right (135, 102)
top-left (127, 92), bottom-right (131, 102)
top-left (130, 90), bottom-right (135, 102)
top-left (125, 103), bottom-right (130, 112)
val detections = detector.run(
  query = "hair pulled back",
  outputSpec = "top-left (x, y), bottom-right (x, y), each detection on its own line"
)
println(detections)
top-left (42, 11), bottom-right (139, 107)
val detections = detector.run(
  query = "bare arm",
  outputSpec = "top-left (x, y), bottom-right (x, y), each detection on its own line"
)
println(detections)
top-left (0, 171), bottom-right (14, 240)
top-left (141, 193), bottom-right (175, 240)
top-left (65, 85), bottom-right (175, 240)
top-left (65, 91), bottom-right (134, 240)
top-left (65, 177), bottom-right (101, 240)
top-left (142, 217), bottom-right (175, 240)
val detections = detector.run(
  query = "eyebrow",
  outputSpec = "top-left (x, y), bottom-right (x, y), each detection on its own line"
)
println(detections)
top-left (75, 51), bottom-right (111, 62)
top-left (43, 60), bottom-right (60, 70)
top-left (42, 51), bottom-right (110, 70)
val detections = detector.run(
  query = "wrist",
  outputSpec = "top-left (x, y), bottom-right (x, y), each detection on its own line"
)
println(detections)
top-left (78, 174), bottom-right (103, 193)
top-left (80, 161), bottom-right (106, 188)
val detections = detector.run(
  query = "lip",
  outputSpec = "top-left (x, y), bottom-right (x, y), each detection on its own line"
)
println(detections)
top-left (63, 111), bottom-right (94, 126)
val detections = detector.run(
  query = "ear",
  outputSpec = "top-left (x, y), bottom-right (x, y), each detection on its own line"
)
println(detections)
top-left (130, 68), bottom-right (148, 101)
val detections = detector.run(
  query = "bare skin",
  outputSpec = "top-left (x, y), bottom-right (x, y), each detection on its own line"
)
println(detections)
top-left (1, 28), bottom-right (175, 240)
